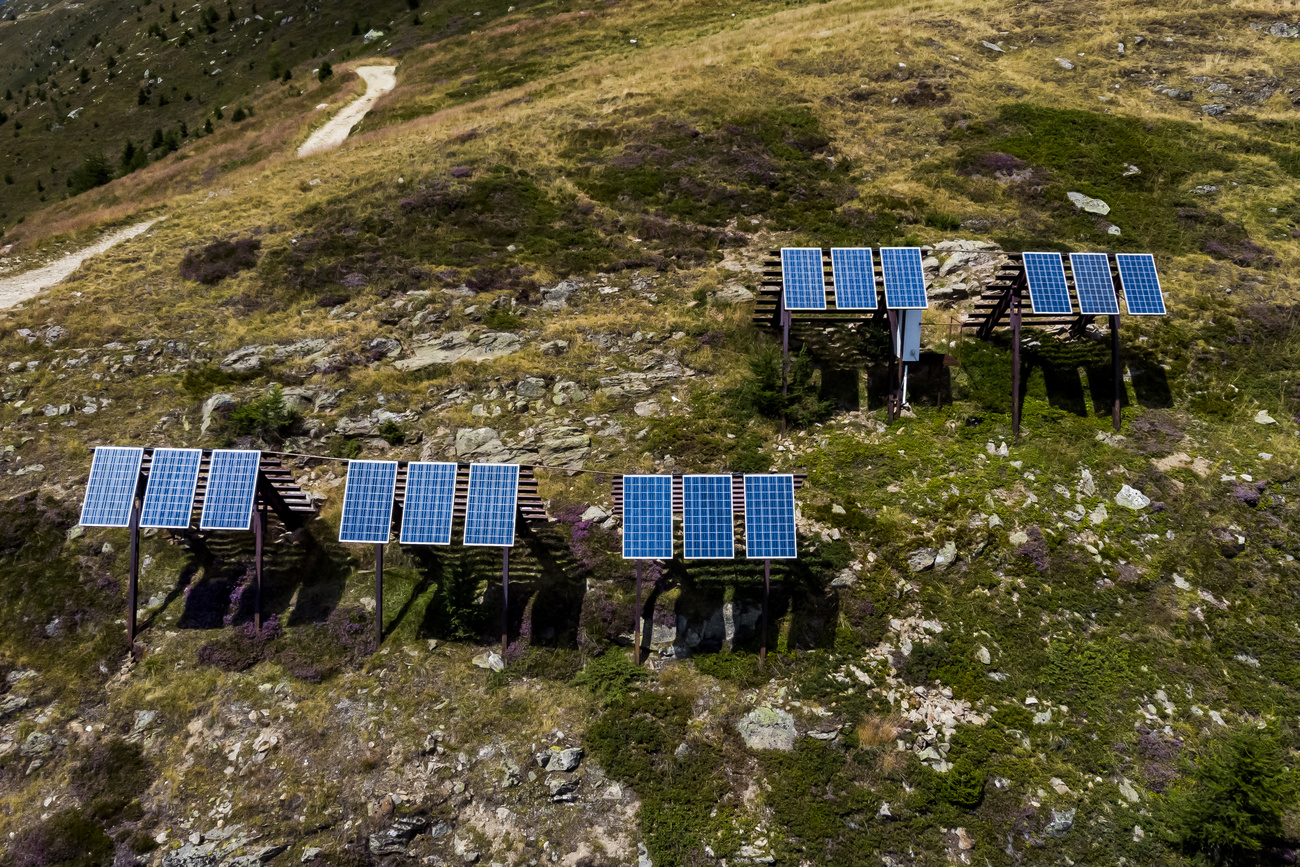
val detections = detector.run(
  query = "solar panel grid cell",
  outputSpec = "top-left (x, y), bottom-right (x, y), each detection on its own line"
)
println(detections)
top-left (1069, 252), bottom-right (1120, 316)
top-left (829, 247), bottom-right (879, 310)
top-left (780, 247), bottom-right (828, 310)
top-left (199, 450), bottom-right (262, 531)
top-left (743, 474), bottom-right (797, 559)
top-left (79, 447), bottom-right (145, 527)
top-left (880, 247), bottom-right (929, 309)
top-left (139, 448), bottom-right (203, 529)
top-left (683, 474), bottom-right (734, 559)
top-left (339, 460), bottom-right (398, 544)
top-left (1116, 253), bottom-right (1167, 316)
top-left (463, 463), bottom-right (520, 547)
top-left (1022, 252), bottom-right (1074, 315)
top-left (622, 475), bottom-right (674, 560)
top-left (399, 462), bottom-right (458, 546)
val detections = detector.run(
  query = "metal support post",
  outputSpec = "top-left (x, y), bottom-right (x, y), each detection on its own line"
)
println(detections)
top-left (633, 560), bottom-right (644, 666)
top-left (253, 502), bottom-right (265, 632)
top-left (1110, 314), bottom-right (1122, 432)
top-left (760, 559), bottom-right (771, 668)
top-left (780, 301), bottom-right (790, 436)
top-left (1011, 292), bottom-right (1022, 439)
top-left (374, 543), bottom-right (384, 645)
top-left (501, 547), bottom-right (510, 657)
top-left (127, 493), bottom-right (142, 649)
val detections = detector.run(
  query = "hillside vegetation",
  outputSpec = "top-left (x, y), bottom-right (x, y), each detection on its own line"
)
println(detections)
top-left (0, 0), bottom-right (1299, 865)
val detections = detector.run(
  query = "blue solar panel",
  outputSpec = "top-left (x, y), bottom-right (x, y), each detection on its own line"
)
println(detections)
top-left (880, 247), bottom-right (929, 309)
top-left (744, 475), bottom-right (797, 559)
top-left (399, 462), bottom-right (459, 546)
top-left (780, 247), bottom-right (827, 311)
top-left (622, 475), bottom-right (674, 560)
top-left (463, 463), bottom-right (519, 547)
top-left (1115, 253), bottom-right (1167, 316)
top-left (1022, 252), bottom-right (1073, 315)
top-left (1069, 253), bottom-right (1120, 316)
top-left (829, 247), bottom-right (878, 310)
top-left (139, 448), bottom-right (202, 529)
top-left (79, 446), bottom-right (144, 527)
top-left (683, 475), bottom-right (734, 559)
top-left (339, 460), bottom-right (398, 544)
top-left (199, 450), bottom-right (261, 531)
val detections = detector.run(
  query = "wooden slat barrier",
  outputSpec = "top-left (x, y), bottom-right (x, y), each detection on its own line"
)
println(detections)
top-left (754, 250), bottom-right (886, 329)
top-left (139, 449), bottom-right (318, 527)
top-left (609, 473), bottom-right (808, 518)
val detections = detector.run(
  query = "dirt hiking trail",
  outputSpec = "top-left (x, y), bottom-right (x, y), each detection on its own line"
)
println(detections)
top-left (298, 65), bottom-right (397, 157)
top-left (0, 218), bottom-right (164, 310)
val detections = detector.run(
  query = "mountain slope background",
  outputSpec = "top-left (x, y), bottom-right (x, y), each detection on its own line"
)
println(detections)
top-left (0, 0), bottom-right (1299, 865)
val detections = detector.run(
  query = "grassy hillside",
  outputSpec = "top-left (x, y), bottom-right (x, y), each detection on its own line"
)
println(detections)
top-left (0, 0), bottom-right (1299, 864)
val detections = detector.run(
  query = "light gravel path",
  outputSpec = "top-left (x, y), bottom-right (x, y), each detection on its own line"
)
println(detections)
top-left (297, 65), bottom-right (397, 157)
top-left (0, 218), bottom-right (163, 310)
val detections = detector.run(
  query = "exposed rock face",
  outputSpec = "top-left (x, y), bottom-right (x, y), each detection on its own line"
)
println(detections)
top-left (201, 393), bottom-right (238, 435)
top-left (1067, 191), bottom-right (1110, 215)
top-left (395, 331), bottom-right (523, 370)
top-left (736, 707), bottom-right (796, 751)
top-left (1114, 485), bottom-right (1150, 511)
top-left (219, 339), bottom-right (334, 372)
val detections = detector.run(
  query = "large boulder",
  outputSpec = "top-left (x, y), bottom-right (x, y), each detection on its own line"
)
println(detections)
top-left (395, 330), bottom-right (523, 370)
top-left (736, 707), bottom-right (797, 751)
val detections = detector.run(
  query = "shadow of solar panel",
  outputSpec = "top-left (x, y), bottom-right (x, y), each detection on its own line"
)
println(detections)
top-left (780, 247), bottom-right (827, 311)
top-left (623, 475), bottom-right (674, 559)
top-left (830, 247), bottom-right (878, 310)
top-left (1023, 252), bottom-right (1073, 315)
top-left (399, 462), bottom-right (458, 546)
top-left (743, 474), bottom-right (797, 559)
top-left (139, 448), bottom-right (203, 529)
top-left (463, 463), bottom-right (520, 547)
top-left (199, 450), bottom-right (261, 531)
top-left (1069, 253), bottom-right (1120, 316)
top-left (339, 460), bottom-right (398, 543)
top-left (880, 247), bottom-right (929, 309)
top-left (79, 447), bottom-right (144, 527)
top-left (683, 474), bottom-right (734, 559)
top-left (1116, 253), bottom-right (1167, 316)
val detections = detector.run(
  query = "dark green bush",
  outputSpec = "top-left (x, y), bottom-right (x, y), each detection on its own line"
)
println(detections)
top-left (569, 649), bottom-right (647, 705)
top-left (229, 384), bottom-right (296, 442)
top-left (66, 153), bottom-right (112, 195)
top-left (938, 756), bottom-right (985, 808)
top-left (69, 738), bottom-right (151, 822)
top-left (9, 809), bottom-right (114, 867)
top-left (730, 345), bottom-right (833, 428)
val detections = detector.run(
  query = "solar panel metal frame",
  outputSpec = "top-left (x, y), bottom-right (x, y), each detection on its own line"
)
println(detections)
top-left (743, 474), bottom-right (797, 560)
top-left (1022, 251), bottom-right (1074, 315)
top-left (79, 446), bottom-right (145, 527)
top-left (1115, 253), bottom-right (1168, 316)
top-left (1068, 252), bottom-right (1121, 316)
top-left (198, 449), bottom-right (262, 531)
top-left (338, 460), bottom-right (398, 544)
top-left (780, 247), bottom-right (828, 311)
top-left (682, 474), bottom-right (735, 560)
top-left (829, 247), bottom-right (879, 310)
top-left (139, 448), bottom-right (203, 529)
top-left (879, 246), bottom-right (930, 310)
top-left (399, 462), bottom-right (459, 546)
top-left (462, 463), bottom-right (520, 547)
top-left (622, 475), bottom-right (674, 560)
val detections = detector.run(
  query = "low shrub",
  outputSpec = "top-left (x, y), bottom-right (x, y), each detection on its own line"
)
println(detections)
top-left (10, 809), bottom-right (114, 867)
top-left (570, 649), bottom-right (647, 705)
top-left (69, 738), bottom-right (151, 822)
top-left (179, 237), bottom-right (262, 284)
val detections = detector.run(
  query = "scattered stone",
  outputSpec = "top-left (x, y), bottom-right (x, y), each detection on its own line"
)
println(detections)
top-left (1055, 57), bottom-right (1075, 70)
top-left (1118, 777), bottom-right (1141, 803)
top-left (982, 40), bottom-right (1005, 52)
top-left (543, 746), bottom-right (583, 772)
top-left (20, 731), bottom-right (52, 757)
top-left (369, 816), bottom-right (431, 855)
top-left (1201, 103), bottom-right (1229, 116)
top-left (908, 548), bottom-right (937, 572)
top-left (546, 773), bottom-right (579, 800)
top-left (1114, 485), bottom-right (1150, 511)
top-left (712, 284), bottom-right (754, 304)
top-left (1067, 191), bottom-right (1110, 215)
top-left (736, 707), bottom-right (796, 751)
top-left (634, 400), bottom-right (660, 418)
top-left (541, 279), bottom-right (584, 311)
top-left (1008, 530), bottom-right (1029, 546)
top-left (975, 646), bottom-right (991, 665)
top-left (1042, 808), bottom-right (1076, 839)
top-left (1254, 409), bottom-right (1276, 425)
top-left (934, 541), bottom-right (957, 570)
top-left (1088, 504), bottom-right (1108, 525)
top-left (396, 331), bottom-right (523, 370)
top-left (540, 339), bottom-right (569, 356)
top-left (471, 651), bottom-right (504, 672)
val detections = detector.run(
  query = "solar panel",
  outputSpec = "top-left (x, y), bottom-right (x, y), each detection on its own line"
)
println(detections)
top-left (622, 475), bottom-right (674, 560)
top-left (399, 462), bottom-right (459, 545)
top-left (683, 475), bottom-right (734, 559)
top-left (780, 247), bottom-right (827, 311)
top-left (79, 446), bottom-right (144, 527)
top-left (1022, 252), bottom-right (1073, 315)
top-left (829, 247), bottom-right (878, 310)
top-left (1115, 253), bottom-right (1167, 316)
top-left (1069, 252), bottom-right (1120, 316)
top-left (139, 448), bottom-right (202, 529)
top-left (879, 247), bottom-right (929, 309)
top-left (463, 463), bottom-right (519, 547)
top-left (339, 460), bottom-right (398, 544)
top-left (743, 474), bottom-right (797, 559)
top-left (199, 450), bottom-right (261, 531)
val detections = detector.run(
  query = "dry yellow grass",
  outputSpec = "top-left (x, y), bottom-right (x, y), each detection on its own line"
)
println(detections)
top-left (857, 711), bottom-right (906, 748)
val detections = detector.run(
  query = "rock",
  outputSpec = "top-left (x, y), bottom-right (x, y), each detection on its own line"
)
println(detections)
top-left (369, 816), bottom-right (431, 855)
top-left (42, 326), bottom-right (69, 346)
top-left (1077, 468), bottom-right (1096, 496)
top-left (395, 331), bottom-right (523, 370)
top-left (472, 651), bottom-right (504, 672)
top-left (537, 429), bottom-right (591, 467)
top-left (517, 377), bottom-right (547, 399)
top-left (541, 279), bottom-right (584, 311)
top-left (975, 646), bottom-right (991, 665)
top-left (982, 40), bottom-right (1005, 52)
top-left (1118, 777), bottom-right (1140, 803)
top-left (362, 28), bottom-right (384, 42)
top-left (712, 284), bottom-right (754, 304)
top-left (934, 541), bottom-right (957, 571)
top-left (908, 548), bottom-right (937, 572)
top-left (1133, 825), bottom-right (1145, 843)
top-left (1267, 20), bottom-right (1300, 37)
top-left (132, 710), bottom-right (158, 735)
top-left (580, 506), bottom-right (608, 523)
top-left (736, 707), bottom-right (797, 751)
top-left (1254, 410), bottom-right (1277, 424)
top-left (1088, 504), bottom-right (1108, 525)
top-left (1042, 808), bottom-right (1076, 839)
top-left (540, 339), bottom-right (569, 356)
top-left (301, 848), bottom-right (321, 862)
top-left (1201, 103), bottom-right (1229, 116)
top-left (0, 695), bottom-right (29, 719)
top-left (552, 381), bottom-right (587, 405)
top-left (220, 345), bottom-right (267, 373)
top-left (546, 773), bottom-right (579, 800)
top-left (20, 731), bottom-right (52, 756)
top-left (1114, 485), bottom-right (1150, 511)
top-left (1211, 527), bottom-right (1245, 558)
top-left (455, 428), bottom-right (510, 462)
top-left (634, 400), bottom-right (660, 417)
top-left (1108, 225), bottom-right (1122, 236)
top-left (638, 843), bottom-right (653, 867)
top-left (1049, 777), bottom-right (1072, 795)
top-left (367, 337), bottom-right (402, 359)
top-left (1055, 57), bottom-right (1075, 70)
top-left (544, 746), bottom-right (583, 772)
top-left (1008, 530), bottom-right (1029, 546)
top-left (1067, 191), bottom-right (1110, 215)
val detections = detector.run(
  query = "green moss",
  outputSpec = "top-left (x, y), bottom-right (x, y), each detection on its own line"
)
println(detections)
top-left (759, 739), bottom-right (874, 864)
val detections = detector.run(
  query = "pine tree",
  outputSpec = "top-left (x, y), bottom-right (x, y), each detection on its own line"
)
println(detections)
top-left (317, 61), bottom-right (332, 82)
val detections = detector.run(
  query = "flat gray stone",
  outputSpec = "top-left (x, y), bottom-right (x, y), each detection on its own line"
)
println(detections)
top-left (395, 330), bottom-right (523, 370)
top-left (736, 707), bottom-right (796, 751)
top-left (1067, 191), bottom-right (1110, 215)
top-left (1114, 484), bottom-right (1150, 511)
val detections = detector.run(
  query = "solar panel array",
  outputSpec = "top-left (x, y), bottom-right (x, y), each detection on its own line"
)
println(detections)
top-left (829, 247), bottom-right (879, 310)
top-left (1069, 252), bottom-right (1120, 316)
top-left (1022, 252), bottom-right (1073, 315)
top-left (463, 463), bottom-right (520, 547)
top-left (199, 450), bottom-right (262, 531)
top-left (1115, 253), bottom-right (1167, 316)
top-left (79, 447), bottom-right (145, 527)
top-left (683, 475), bottom-right (735, 559)
top-left (623, 475), bottom-right (674, 559)
top-left (743, 474), bottom-right (797, 559)
top-left (780, 247), bottom-right (827, 311)
top-left (339, 461), bottom-right (398, 544)
top-left (879, 247), bottom-right (929, 309)
top-left (399, 462), bottom-right (458, 545)
top-left (139, 448), bottom-right (202, 529)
